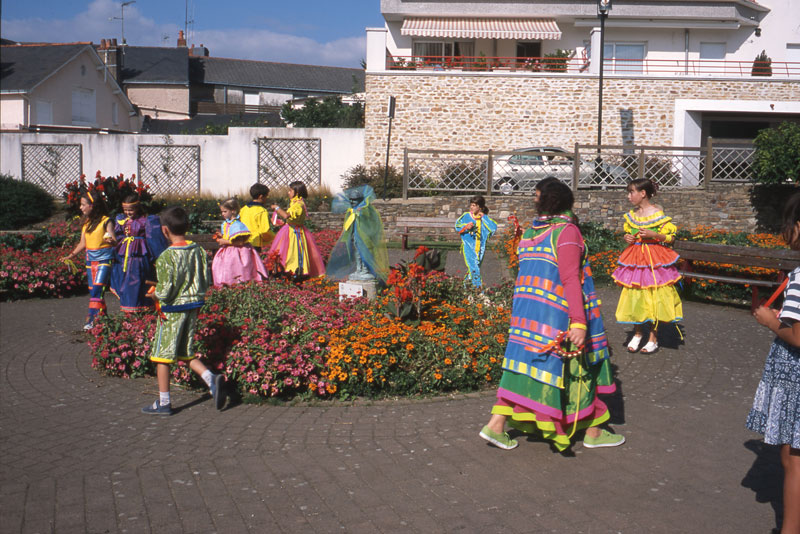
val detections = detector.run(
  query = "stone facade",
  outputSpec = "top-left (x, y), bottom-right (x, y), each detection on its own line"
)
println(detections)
top-left (309, 184), bottom-right (793, 241)
top-left (364, 73), bottom-right (800, 167)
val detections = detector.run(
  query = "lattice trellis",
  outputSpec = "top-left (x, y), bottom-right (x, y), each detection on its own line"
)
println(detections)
top-left (407, 152), bottom-right (487, 192)
top-left (710, 147), bottom-right (755, 183)
top-left (137, 145), bottom-right (200, 195)
top-left (21, 144), bottom-right (83, 196)
top-left (257, 138), bottom-right (321, 188)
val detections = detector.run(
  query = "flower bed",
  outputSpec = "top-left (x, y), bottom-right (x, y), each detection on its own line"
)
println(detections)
top-left (89, 262), bottom-right (511, 401)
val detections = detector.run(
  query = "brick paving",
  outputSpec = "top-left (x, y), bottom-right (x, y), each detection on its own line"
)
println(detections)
top-left (0, 254), bottom-right (785, 533)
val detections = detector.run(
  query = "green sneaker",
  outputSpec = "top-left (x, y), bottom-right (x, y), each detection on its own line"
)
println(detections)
top-left (479, 425), bottom-right (519, 450)
top-left (583, 429), bottom-right (625, 448)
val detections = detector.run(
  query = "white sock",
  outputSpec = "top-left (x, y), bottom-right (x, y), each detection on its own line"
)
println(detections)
top-left (201, 370), bottom-right (213, 387)
top-left (159, 391), bottom-right (171, 406)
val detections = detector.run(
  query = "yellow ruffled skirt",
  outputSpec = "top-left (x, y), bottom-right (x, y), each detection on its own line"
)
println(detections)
top-left (616, 285), bottom-right (683, 324)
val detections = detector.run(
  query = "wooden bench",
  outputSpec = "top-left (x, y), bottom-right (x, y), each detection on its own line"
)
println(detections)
top-left (186, 233), bottom-right (221, 252)
top-left (673, 240), bottom-right (800, 310)
top-left (396, 216), bottom-right (455, 250)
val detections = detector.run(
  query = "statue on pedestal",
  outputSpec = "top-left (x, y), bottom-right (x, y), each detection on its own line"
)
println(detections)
top-left (326, 185), bottom-right (389, 285)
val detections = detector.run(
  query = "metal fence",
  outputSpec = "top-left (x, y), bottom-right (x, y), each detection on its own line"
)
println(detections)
top-left (257, 137), bottom-right (321, 189)
top-left (21, 143), bottom-right (83, 196)
top-left (402, 140), bottom-right (755, 198)
top-left (137, 144), bottom-right (201, 195)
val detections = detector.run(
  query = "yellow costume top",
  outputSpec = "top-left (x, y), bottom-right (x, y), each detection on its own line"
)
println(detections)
top-left (83, 216), bottom-right (112, 250)
top-left (239, 202), bottom-right (274, 247)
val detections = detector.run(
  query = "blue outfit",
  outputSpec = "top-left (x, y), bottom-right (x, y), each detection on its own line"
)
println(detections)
top-left (455, 211), bottom-right (498, 287)
top-left (110, 214), bottom-right (168, 312)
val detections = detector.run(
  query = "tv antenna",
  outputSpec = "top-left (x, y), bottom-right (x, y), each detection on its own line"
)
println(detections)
top-left (184, 0), bottom-right (195, 42)
top-left (109, 1), bottom-right (136, 45)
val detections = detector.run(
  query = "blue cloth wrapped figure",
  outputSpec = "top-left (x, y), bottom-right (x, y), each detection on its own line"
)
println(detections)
top-left (326, 185), bottom-right (389, 284)
top-left (455, 196), bottom-right (498, 287)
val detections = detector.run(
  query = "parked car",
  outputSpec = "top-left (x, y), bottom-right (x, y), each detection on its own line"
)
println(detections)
top-left (492, 147), bottom-right (630, 194)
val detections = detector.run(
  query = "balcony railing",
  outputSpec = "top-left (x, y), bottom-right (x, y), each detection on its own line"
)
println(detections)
top-left (193, 102), bottom-right (283, 115)
top-left (387, 55), bottom-right (800, 78)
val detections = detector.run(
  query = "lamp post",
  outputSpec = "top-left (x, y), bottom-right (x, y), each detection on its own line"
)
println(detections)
top-left (596, 0), bottom-right (611, 161)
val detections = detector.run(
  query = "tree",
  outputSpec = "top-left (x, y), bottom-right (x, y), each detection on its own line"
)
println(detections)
top-left (280, 96), bottom-right (364, 128)
top-left (752, 122), bottom-right (800, 183)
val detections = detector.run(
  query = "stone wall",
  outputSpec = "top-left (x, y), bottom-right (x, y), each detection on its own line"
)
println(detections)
top-left (364, 73), bottom-right (800, 167)
top-left (310, 184), bottom-right (794, 240)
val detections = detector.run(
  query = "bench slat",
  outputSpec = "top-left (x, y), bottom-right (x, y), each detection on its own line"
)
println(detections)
top-left (678, 271), bottom-right (779, 287)
top-left (673, 240), bottom-right (800, 271)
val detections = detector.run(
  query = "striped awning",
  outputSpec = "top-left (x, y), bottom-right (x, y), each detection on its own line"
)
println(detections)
top-left (401, 17), bottom-right (562, 40)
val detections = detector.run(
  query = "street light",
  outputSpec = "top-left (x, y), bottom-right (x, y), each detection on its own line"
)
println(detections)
top-left (110, 1), bottom-right (136, 45)
top-left (596, 0), bottom-right (611, 161)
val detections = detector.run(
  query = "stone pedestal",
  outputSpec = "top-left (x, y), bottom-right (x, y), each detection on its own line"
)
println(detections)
top-left (338, 279), bottom-right (378, 301)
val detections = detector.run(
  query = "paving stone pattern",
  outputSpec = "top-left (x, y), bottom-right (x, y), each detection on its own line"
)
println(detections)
top-left (0, 269), bottom-right (785, 533)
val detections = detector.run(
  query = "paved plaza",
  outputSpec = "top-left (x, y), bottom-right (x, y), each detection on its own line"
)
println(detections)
top-left (0, 251), bottom-right (785, 533)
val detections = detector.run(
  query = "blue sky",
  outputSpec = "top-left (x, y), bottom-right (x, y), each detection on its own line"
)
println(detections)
top-left (1, 0), bottom-right (383, 67)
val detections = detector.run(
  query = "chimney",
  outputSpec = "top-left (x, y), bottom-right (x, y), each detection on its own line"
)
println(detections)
top-left (177, 30), bottom-right (187, 48)
top-left (189, 43), bottom-right (210, 57)
top-left (99, 38), bottom-right (122, 81)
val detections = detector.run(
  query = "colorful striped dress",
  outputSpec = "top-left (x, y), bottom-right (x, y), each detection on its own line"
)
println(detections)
top-left (268, 197), bottom-right (325, 277)
top-left (612, 209), bottom-right (683, 326)
top-left (455, 211), bottom-right (498, 287)
top-left (491, 214), bottom-right (615, 451)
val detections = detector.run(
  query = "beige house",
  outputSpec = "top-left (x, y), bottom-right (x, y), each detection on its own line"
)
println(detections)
top-left (0, 43), bottom-right (139, 132)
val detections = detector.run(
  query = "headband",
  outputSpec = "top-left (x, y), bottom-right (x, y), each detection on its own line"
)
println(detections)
top-left (122, 201), bottom-right (140, 208)
top-left (86, 191), bottom-right (94, 203)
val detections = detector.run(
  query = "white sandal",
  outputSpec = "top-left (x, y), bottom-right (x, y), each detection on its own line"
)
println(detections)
top-left (627, 334), bottom-right (643, 352)
top-left (640, 340), bottom-right (659, 354)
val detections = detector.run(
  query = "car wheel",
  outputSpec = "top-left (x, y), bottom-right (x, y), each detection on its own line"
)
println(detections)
top-left (494, 178), bottom-right (518, 195)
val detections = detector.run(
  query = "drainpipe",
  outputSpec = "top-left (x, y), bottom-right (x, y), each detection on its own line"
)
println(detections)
top-left (685, 29), bottom-right (689, 75)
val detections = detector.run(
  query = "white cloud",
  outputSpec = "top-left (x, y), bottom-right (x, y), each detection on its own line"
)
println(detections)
top-left (1, 0), bottom-right (365, 67)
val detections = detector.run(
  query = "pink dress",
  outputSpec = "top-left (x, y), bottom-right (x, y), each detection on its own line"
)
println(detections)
top-left (211, 217), bottom-right (268, 286)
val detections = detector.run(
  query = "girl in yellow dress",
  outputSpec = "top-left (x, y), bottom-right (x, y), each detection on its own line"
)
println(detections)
top-left (268, 181), bottom-right (325, 277)
top-left (612, 179), bottom-right (682, 354)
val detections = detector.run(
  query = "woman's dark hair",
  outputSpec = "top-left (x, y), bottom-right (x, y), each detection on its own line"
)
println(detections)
top-left (220, 198), bottom-right (240, 213)
top-left (469, 195), bottom-right (489, 215)
top-left (536, 179), bottom-right (574, 216)
top-left (627, 178), bottom-right (657, 198)
top-left (122, 194), bottom-right (143, 216)
top-left (535, 176), bottom-right (561, 192)
top-left (250, 183), bottom-right (270, 199)
top-left (781, 192), bottom-right (800, 246)
top-left (160, 206), bottom-right (190, 236)
top-left (289, 180), bottom-right (308, 199)
top-left (81, 192), bottom-right (109, 233)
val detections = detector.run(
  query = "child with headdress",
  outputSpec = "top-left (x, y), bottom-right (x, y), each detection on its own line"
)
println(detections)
top-left (211, 198), bottom-right (268, 286)
top-left (110, 194), bottom-right (169, 312)
top-left (62, 191), bottom-right (116, 330)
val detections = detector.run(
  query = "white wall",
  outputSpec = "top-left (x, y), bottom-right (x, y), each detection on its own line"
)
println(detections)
top-left (0, 96), bottom-right (27, 129)
top-left (0, 127), bottom-right (365, 195)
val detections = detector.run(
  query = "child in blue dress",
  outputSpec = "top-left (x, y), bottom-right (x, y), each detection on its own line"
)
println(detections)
top-left (455, 196), bottom-right (498, 287)
top-left (747, 192), bottom-right (800, 533)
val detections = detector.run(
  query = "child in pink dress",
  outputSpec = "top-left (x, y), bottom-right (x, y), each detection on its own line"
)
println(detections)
top-left (211, 198), bottom-right (268, 286)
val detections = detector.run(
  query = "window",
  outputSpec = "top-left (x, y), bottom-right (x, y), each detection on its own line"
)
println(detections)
top-left (700, 42), bottom-right (726, 60)
top-left (517, 42), bottom-right (542, 59)
top-left (412, 41), bottom-right (475, 66)
top-left (71, 88), bottom-right (96, 125)
top-left (585, 41), bottom-right (645, 73)
top-left (112, 102), bottom-right (119, 125)
top-left (35, 100), bottom-right (53, 125)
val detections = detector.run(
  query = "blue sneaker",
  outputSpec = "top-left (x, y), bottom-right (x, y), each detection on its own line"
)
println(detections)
top-left (142, 400), bottom-right (173, 416)
top-left (210, 374), bottom-right (226, 410)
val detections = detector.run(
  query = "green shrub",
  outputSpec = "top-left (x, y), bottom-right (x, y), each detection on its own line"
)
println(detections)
top-left (342, 164), bottom-right (405, 198)
top-left (753, 122), bottom-right (800, 184)
top-left (0, 174), bottom-right (54, 230)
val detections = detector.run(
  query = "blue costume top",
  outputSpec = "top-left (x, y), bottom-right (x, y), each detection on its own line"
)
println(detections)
top-left (455, 211), bottom-right (498, 287)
